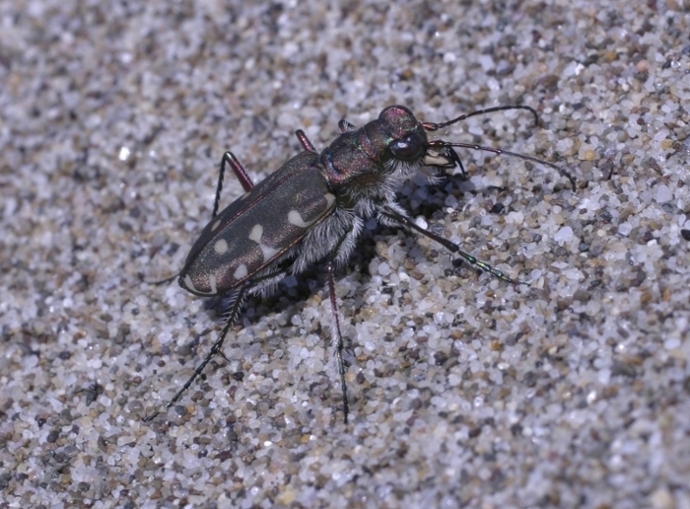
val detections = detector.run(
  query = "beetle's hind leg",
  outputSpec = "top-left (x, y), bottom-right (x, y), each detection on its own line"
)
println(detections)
top-left (143, 267), bottom-right (295, 422)
top-left (143, 152), bottom-right (253, 285)
top-left (143, 283), bottom-right (250, 422)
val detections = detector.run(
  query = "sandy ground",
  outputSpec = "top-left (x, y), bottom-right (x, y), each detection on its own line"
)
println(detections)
top-left (1, 1), bottom-right (689, 508)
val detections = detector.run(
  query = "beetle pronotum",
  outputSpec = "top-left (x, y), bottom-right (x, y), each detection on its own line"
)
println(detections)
top-left (145, 105), bottom-right (575, 423)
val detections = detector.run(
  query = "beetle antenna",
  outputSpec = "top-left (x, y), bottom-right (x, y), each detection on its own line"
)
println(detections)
top-left (427, 139), bottom-right (576, 192)
top-left (422, 105), bottom-right (539, 131)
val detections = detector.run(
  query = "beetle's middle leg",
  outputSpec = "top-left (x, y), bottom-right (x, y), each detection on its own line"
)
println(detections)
top-left (294, 119), bottom-right (357, 155)
top-left (144, 269), bottom-right (289, 422)
top-left (320, 219), bottom-right (360, 424)
top-left (294, 129), bottom-right (317, 153)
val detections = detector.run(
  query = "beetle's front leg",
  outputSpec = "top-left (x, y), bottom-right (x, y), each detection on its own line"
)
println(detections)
top-left (380, 208), bottom-right (526, 285)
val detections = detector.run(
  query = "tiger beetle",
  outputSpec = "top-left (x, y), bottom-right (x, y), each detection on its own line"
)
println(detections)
top-left (144, 104), bottom-right (576, 424)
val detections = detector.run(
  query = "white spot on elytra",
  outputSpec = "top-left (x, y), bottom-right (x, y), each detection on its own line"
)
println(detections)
top-left (209, 274), bottom-right (218, 294)
top-left (288, 210), bottom-right (312, 228)
top-left (259, 244), bottom-right (279, 260)
top-left (287, 193), bottom-right (335, 228)
top-left (214, 238), bottom-right (228, 254)
top-left (233, 263), bottom-right (248, 280)
top-left (210, 219), bottom-right (221, 231)
top-left (249, 224), bottom-right (263, 243)
top-left (248, 223), bottom-right (278, 261)
top-left (184, 275), bottom-right (196, 292)
top-left (324, 192), bottom-right (335, 209)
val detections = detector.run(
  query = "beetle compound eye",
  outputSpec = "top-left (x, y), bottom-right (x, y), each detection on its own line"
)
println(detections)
top-left (390, 134), bottom-right (424, 161)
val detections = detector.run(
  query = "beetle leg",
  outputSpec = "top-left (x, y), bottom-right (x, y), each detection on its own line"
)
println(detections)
top-left (145, 153), bottom-right (254, 285)
top-left (144, 282), bottom-right (250, 422)
top-left (145, 266), bottom-right (295, 421)
top-left (214, 152), bottom-right (255, 218)
top-left (143, 273), bottom-right (178, 286)
top-left (380, 208), bottom-right (526, 285)
top-left (326, 260), bottom-right (349, 424)
top-left (294, 129), bottom-right (318, 153)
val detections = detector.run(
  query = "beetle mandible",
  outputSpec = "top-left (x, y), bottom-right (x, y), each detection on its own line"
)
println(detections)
top-left (145, 104), bottom-right (576, 423)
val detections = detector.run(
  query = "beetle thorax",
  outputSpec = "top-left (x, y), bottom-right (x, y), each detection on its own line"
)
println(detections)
top-left (319, 106), bottom-right (428, 211)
